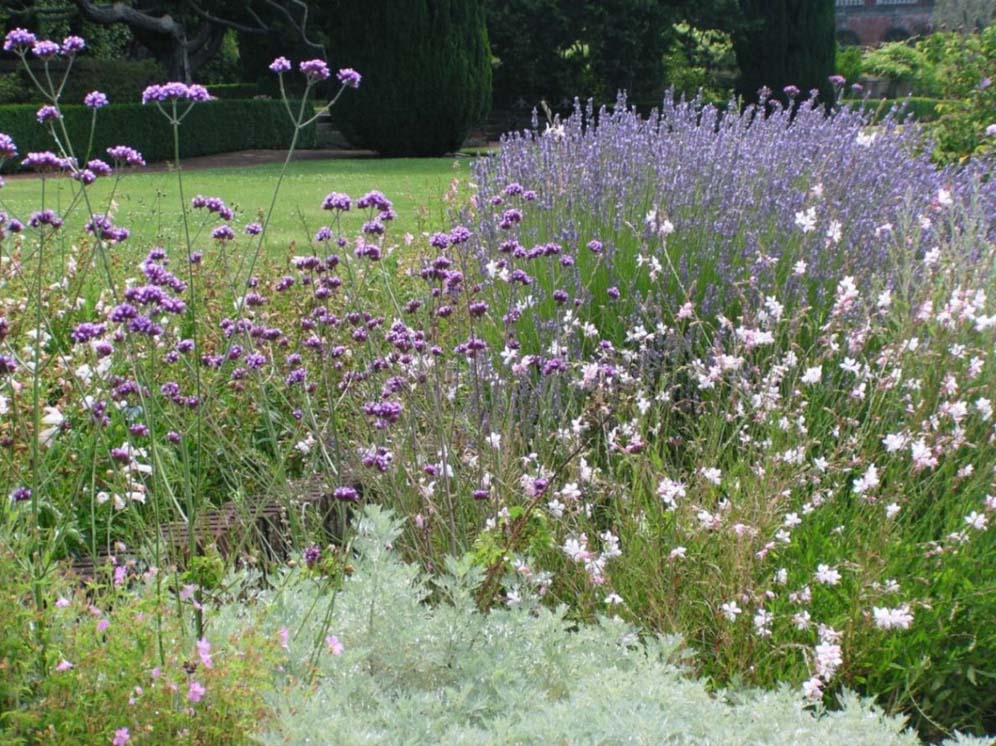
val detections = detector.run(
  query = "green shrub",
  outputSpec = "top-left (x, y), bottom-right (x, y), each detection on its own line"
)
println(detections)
top-left (235, 507), bottom-right (989, 745)
top-left (835, 43), bottom-right (864, 85)
top-left (326, 0), bottom-right (491, 156)
top-left (663, 22), bottom-right (738, 101)
top-left (0, 72), bottom-right (31, 104)
top-left (857, 25), bottom-right (995, 162)
top-left (0, 99), bottom-right (317, 172)
top-left (0, 539), bottom-right (277, 743)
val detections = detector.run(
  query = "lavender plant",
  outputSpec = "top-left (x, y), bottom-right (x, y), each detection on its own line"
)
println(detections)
top-left (469, 88), bottom-right (995, 351)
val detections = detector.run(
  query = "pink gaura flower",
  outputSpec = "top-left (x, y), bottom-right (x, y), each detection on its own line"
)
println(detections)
top-left (325, 635), bottom-right (344, 656)
top-left (187, 680), bottom-right (206, 703)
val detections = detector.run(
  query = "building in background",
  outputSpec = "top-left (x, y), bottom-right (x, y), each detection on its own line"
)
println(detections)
top-left (836, 0), bottom-right (936, 45)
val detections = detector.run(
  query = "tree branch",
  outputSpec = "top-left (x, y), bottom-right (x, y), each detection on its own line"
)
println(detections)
top-left (69, 0), bottom-right (184, 40)
top-left (187, 0), bottom-right (268, 35)
top-left (262, 0), bottom-right (326, 59)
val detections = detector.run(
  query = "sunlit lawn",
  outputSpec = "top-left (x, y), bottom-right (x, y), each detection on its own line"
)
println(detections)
top-left (0, 155), bottom-right (474, 251)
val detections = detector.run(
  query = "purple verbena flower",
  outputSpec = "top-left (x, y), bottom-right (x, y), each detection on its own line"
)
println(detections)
top-left (336, 68), bottom-right (361, 88)
top-left (32, 40), bottom-right (61, 60)
top-left (269, 56), bottom-right (292, 74)
top-left (322, 192), bottom-right (352, 211)
top-left (22, 151), bottom-right (70, 172)
top-left (86, 158), bottom-right (112, 176)
top-left (28, 209), bottom-right (62, 229)
top-left (61, 35), bottom-right (86, 55)
top-left (35, 105), bottom-right (61, 124)
top-left (84, 90), bottom-right (108, 109)
top-left (334, 486), bottom-right (359, 502)
top-left (357, 190), bottom-right (391, 211)
top-left (299, 59), bottom-right (330, 81)
top-left (212, 225), bottom-right (235, 242)
top-left (106, 146), bottom-right (145, 167)
top-left (0, 134), bottom-right (18, 160)
top-left (304, 545), bottom-right (322, 567)
top-left (141, 82), bottom-right (211, 105)
top-left (3, 28), bottom-right (37, 53)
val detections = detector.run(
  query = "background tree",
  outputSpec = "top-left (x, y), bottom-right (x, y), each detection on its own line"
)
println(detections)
top-left (325, 0), bottom-right (491, 157)
top-left (63, 0), bottom-right (326, 81)
top-left (732, 0), bottom-right (835, 106)
top-left (487, 0), bottom-right (745, 109)
top-left (486, 0), bottom-right (582, 107)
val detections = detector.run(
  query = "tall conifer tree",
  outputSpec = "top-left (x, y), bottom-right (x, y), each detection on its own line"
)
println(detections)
top-left (326, 0), bottom-right (491, 156)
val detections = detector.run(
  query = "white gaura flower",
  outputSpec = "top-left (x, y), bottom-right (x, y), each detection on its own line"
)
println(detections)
top-left (720, 601), bottom-right (742, 621)
top-left (873, 604), bottom-right (914, 630)
top-left (856, 131), bottom-right (877, 147)
top-left (825, 220), bottom-right (842, 244)
top-left (38, 406), bottom-right (64, 448)
top-left (801, 366), bottom-right (822, 385)
top-left (543, 122), bottom-right (565, 140)
top-left (794, 206), bottom-right (817, 233)
top-left (699, 467), bottom-right (722, 486)
top-left (964, 511), bottom-right (988, 531)
top-left (814, 564), bottom-right (842, 586)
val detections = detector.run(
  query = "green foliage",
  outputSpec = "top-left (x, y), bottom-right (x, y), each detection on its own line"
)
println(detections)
top-left (487, 1), bottom-right (744, 108)
top-left (835, 43), bottom-right (864, 86)
top-left (577, 0), bottom-right (676, 103)
top-left (859, 25), bottom-right (995, 162)
top-left (734, 0), bottom-right (836, 105)
top-left (0, 99), bottom-right (316, 172)
top-left (198, 29), bottom-right (242, 85)
top-left (0, 73), bottom-right (32, 105)
top-left (240, 507), bottom-right (986, 746)
top-left (326, 0), bottom-right (491, 156)
top-left (0, 542), bottom-right (277, 743)
top-left (663, 22), bottom-right (738, 100)
top-left (863, 43), bottom-right (942, 98)
top-left (486, 0), bottom-right (586, 106)
top-left (12, 58), bottom-right (165, 107)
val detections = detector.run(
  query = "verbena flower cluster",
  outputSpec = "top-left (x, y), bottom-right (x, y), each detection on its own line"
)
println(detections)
top-left (141, 82), bottom-right (211, 105)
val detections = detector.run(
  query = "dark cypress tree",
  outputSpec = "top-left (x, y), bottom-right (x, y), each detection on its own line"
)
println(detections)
top-left (326, 0), bottom-right (491, 157)
top-left (733, 0), bottom-right (836, 106)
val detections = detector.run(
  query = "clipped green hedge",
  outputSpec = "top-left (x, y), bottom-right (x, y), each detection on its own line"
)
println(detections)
top-left (208, 83), bottom-right (261, 100)
top-left (0, 99), bottom-right (316, 172)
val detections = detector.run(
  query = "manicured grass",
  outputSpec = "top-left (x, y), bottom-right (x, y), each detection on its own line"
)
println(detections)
top-left (0, 156), bottom-right (472, 250)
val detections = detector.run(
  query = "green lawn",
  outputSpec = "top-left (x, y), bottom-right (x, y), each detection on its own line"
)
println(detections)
top-left (0, 156), bottom-right (472, 252)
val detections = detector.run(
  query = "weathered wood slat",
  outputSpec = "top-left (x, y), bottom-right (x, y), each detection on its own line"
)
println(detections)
top-left (67, 475), bottom-right (362, 580)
